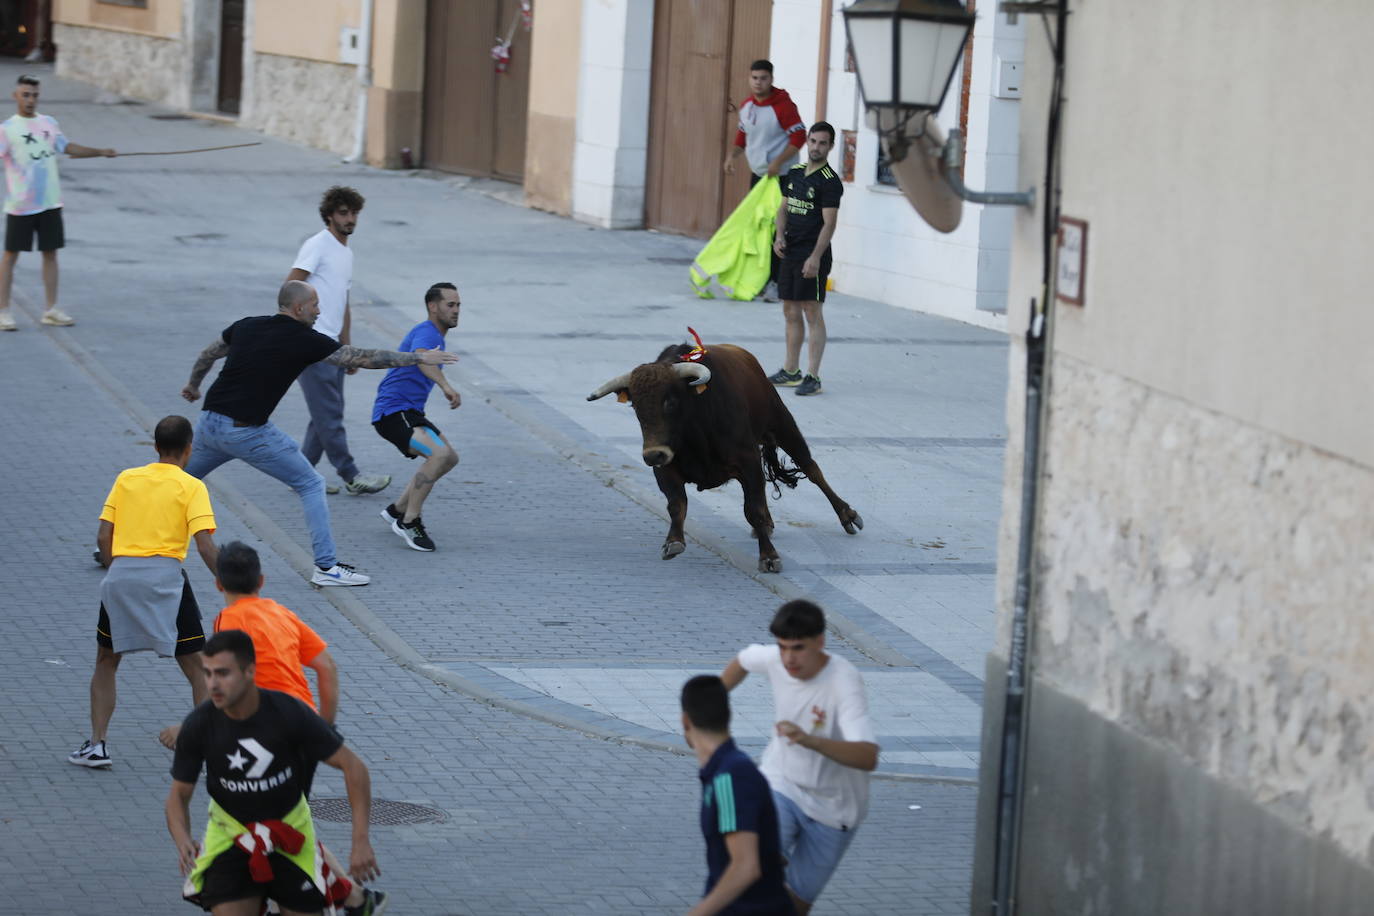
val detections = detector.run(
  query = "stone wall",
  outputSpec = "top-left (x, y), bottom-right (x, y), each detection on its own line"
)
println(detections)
top-left (1030, 354), bottom-right (1374, 865)
top-left (54, 23), bottom-right (186, 108)
top-left (241, 53), bottom-right (357, 158)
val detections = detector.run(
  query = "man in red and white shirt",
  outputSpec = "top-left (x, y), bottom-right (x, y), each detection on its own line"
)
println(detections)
top-left (724, 60), bottom-right (806, 183)
top-left (723, 59), bottom-right (805, 299)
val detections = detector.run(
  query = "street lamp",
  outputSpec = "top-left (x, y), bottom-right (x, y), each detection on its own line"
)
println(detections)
top-left (842, 0), bottom-right (1034, 227)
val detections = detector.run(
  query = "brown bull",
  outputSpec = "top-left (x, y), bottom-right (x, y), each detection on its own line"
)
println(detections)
top-left (587, 340), bottom-right (862, 572)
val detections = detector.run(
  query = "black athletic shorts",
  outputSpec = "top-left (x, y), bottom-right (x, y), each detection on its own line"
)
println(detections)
top-left (5, 207), bottom-right (64, 252)
top-left (96, 571), bottom-right (205, 656)
top-left (777, 250), bottom-right (832, 303)
top-left (195, 846), bottom-right (327, 911)
top-left (373, 409), bottom-right (442, 459)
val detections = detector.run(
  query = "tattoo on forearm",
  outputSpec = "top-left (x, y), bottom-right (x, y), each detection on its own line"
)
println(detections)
top-left (188, 340), bottom-right (230, 385)
top-left (325, 345), bottom-right (421, 370)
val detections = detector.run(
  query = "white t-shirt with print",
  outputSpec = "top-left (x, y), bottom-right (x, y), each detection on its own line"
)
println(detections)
top-left (292, 228), bottom-right (353, 341)
top-left (738, 642), bottom-right (877, 830)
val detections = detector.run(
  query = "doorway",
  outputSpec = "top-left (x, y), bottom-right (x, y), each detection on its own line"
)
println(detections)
top-left (645, 0), bottom-right (772, 238)
top-left (216, 0), bottom-right (244, 115)
top-left (422, 0), bottom-right (531, 181)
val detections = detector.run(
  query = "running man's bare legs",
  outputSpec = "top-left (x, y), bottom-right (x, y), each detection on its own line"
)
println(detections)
top-left (88, 645), bottom-right (122, 743)
top-left (393, 429), bottom-right (458, 524)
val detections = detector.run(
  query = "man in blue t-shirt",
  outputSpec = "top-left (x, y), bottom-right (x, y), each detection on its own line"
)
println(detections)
top-left (681, 674), bottom-right (795, 916)
top-left (370, 282), bottom-right (463, 552)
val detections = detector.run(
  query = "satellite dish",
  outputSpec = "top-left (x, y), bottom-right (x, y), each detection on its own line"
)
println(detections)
top-left (873, 110), bottom-right (963, 233)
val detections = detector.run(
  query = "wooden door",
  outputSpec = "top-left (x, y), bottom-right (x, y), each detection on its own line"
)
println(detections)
top-left (645, 0), bottom-right (772, 237)
top-left (217, 0), bottom-right (244, 115)
top-left (422, 0), bottom-right (531, 180)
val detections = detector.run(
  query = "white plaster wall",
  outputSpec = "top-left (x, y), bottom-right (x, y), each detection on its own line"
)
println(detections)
top-left (996, 0), bottom-right (1374, 870)
top-left (771, 2), bottom-right (1016, 330)
top-left (571, 0), bottom-right (653, 229)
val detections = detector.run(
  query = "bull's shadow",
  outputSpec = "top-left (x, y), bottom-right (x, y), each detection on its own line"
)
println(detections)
top-left (587, 338), bottom-right (863, 572)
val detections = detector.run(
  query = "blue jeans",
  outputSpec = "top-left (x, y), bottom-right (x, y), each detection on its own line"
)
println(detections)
top-left (186, 411), bottom-right (336, 569)
top-left (772, 789), bottom-right (857, 905)
top-left (298, 361), bottom-right (359, 484)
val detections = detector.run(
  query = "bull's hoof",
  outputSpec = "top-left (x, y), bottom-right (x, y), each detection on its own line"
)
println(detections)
top-left (758, 556), bottom-right (783, 573)
top-left (842, 511), bottom-right (865, 535)
top-left (662, 541), bottom-right (686, 560)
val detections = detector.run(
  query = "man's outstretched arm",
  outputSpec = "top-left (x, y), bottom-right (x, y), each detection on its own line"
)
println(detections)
top-left (182, 339), bottom-right (230, 401)
top-left (324, 345), bottom-right (459, 371)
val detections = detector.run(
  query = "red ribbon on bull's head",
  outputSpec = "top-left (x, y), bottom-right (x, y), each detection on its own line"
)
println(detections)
top-left (681, 327), bottom-right (708, 362)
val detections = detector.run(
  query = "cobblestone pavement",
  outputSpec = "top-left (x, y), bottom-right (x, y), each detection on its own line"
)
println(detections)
top-left (0, 61), bottom-right (1000, 913)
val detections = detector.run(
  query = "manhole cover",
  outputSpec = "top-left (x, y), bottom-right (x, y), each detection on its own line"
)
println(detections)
top-left (310, 797), bottom-right (448, 825)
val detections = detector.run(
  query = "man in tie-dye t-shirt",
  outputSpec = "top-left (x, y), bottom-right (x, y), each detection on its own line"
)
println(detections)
top-left (0, 75), bottom-right (115, 332)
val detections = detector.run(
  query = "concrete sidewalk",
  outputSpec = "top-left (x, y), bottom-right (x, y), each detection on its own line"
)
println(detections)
top-left (0, 58), bottom-right (1002, 913)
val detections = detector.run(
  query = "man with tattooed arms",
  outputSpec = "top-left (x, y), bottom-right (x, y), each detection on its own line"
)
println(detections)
top-left (180, 279), bottom-right (457, 587)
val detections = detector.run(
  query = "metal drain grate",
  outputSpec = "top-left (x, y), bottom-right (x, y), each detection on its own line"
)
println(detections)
top-left (149, 113), bottom-right (192, 120)
top-left (647, 256), bottom-right (693, 265)
top-left (309, 797), bottom-right (448, 826)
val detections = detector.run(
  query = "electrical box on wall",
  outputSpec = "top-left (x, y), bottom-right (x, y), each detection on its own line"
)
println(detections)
top-left (339, 27), bottom-right (363, 64)
top-left (995, 58), bottom-right (1022, 99)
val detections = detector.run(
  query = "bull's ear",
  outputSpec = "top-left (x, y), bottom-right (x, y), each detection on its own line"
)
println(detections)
top-left (617, 390), bottom-right (631, 404)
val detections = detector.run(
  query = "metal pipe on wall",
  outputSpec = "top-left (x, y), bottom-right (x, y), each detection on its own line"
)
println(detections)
top-left (815, 0), bottom-right (833, 122)
top-left (345, 0), bottom-right (375, 163)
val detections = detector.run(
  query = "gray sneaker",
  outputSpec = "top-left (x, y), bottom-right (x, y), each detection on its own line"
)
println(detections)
top-left (345, 473), bottom-right (391, 495)
top-left (767, 367), bottom-right (803, 386)
top-left (795, 374), bottom-right (823, 396)
top-left (311, 564), bottom-right (371, 587)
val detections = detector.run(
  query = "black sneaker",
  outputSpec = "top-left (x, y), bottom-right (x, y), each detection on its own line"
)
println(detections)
top-left (344, 888), bottom-right (389, 916)
top-left (380, 504), bottom-right (402, 523)
top-left (392, 517), bottom-right (436, 552)
top-left (767, 368), bottom-right (803, 386)
top-left (795, 374), bottom-right (823, 396)
top-left (68, 739), bottom-right (111, 768)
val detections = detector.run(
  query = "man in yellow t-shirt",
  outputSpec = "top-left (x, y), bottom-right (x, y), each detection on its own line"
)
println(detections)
top-left (69, 416), bottom-right (219, 769)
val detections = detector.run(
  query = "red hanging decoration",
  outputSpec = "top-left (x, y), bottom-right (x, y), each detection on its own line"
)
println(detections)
top-left (491, 37), bottom-right (512, 73)
top-left (680, 327), bottom-right (708, 362)
top-left (520, 0), bottom-right (533, 30)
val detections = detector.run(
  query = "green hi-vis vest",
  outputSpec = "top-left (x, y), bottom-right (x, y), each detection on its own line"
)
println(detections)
top-left (182, 794), bottom-right (324, 903)
top-left (690, 176), bottom-right (783, 301)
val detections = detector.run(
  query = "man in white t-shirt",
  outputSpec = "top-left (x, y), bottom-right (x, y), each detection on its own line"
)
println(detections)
top-left (723, 599), bottom-right (879, 914)
top-left (285, 185), bottom-right (390, 496)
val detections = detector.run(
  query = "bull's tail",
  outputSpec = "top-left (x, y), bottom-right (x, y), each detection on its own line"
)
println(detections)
top-left (761, 435), bottom-right (806, 494)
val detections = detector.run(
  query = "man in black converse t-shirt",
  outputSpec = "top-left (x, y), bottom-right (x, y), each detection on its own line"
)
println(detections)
top-left (166, 629), bottom-right (379, 914)
top-left (769, 122), bottom-right (843, 397)
top-left (179, 279), bottom-right (457, 587)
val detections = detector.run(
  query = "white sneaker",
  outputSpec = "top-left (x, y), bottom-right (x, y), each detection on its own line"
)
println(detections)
top-left (68, 739), bottom-right (111, 768)
top-left (41, 308), bottom-right (75, 326)
top-left (0, 311), bottom-right (15, 331)
top-left (311, 563), bottom-right (370, 587)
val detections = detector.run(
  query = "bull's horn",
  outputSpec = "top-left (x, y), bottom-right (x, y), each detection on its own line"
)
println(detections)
top-left (587, 372), bottom-right (632, 401)
top-left (673, 362), bottom-right (711, 386)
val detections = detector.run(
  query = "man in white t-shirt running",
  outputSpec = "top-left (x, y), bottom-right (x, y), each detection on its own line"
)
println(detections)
top-left (722, 599), bottom-right (880, 914)
top-left (286, 185), bottom-right (390, 496)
